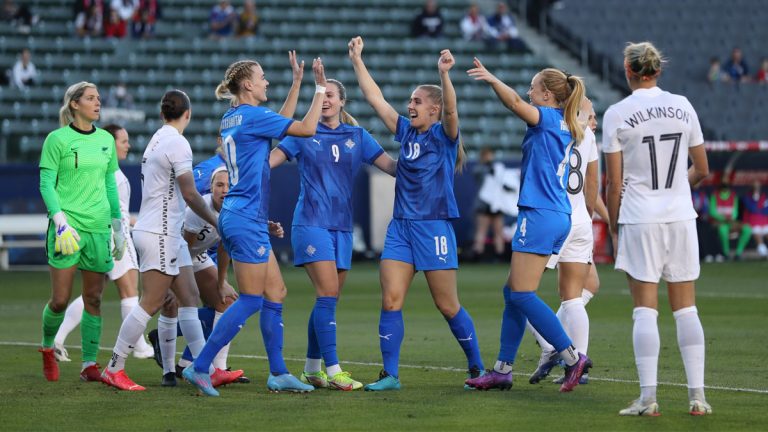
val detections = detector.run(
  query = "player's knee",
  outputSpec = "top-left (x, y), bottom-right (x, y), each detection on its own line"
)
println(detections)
top-left (266, 284), bottom-right (287, 302)
top-left (82, 294), bottom-right (101, 310)
top-left (48, 298), bottom-right (68, 313)
top-left (435, 302), bottom-right (460, 319)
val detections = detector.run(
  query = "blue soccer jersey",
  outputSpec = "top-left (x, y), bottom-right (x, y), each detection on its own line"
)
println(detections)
top-left (393, 116), bottom-right (459, 220)
top-left (193, 153), bottom-right (225, 195)
top-left (517, 107), bottom-right (573, 214)
top-left (220, 105), bottom-right (293, 223)
top-left (277, 123), bottom-right (384, 231)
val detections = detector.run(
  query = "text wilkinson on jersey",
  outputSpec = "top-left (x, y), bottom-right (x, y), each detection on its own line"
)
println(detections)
top-left (624, 106), bottom-right (690, 128)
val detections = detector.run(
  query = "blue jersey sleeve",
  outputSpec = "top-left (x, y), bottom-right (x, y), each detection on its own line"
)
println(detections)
top-left (360, 129), bottom-right (385, 164)
top-left (394, 115), bottom-right (411, 144)
top-left (430, 122), bottom-right (459, 147)
top-left (277, 136), bottom-right (302, 161)
top-left (248, 106), bottom-right (294, 140)
top-left (533, 107), bottom-right (561, 131)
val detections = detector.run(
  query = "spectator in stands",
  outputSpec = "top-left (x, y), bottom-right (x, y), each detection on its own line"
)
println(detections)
top-left (2, 0), bottom-right (38, 34)
top-left (755, 58), bottom-right (768, 84)
top-left (131, 0), bottom-right (160, 39)
top-left (11, 48), bottom-right (38, 90)
top-left (722, 47), bottom-right (749, 83)
top-left (710, 178), bottom-right (752, 261)
top-left (236, 0), bottom-right (259, 38)
top-left (74, 0), bottom-right (104, 37)
top-left (472, 147), bottom-right (506, 262)
top-left (105, 82), bottom-right (135, 109)
top-left (209, 0), bottom-right (237, 39)
top-left (706, 57), bottom-right (725, 84)
top-left (104, 0), bottom-right (138, 38)
top-left (742, 180), bottom-right (768, 258)
top-left (485, 2), bottom-right (527, 52)
top-left (411, 0), bottom-right (444, 39)
top-left (460, 3), bottom-right (489, 42)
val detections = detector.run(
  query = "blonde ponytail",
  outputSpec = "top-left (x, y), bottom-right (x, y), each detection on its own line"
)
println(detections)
top-left (563, 75), bottom-right (585, 144)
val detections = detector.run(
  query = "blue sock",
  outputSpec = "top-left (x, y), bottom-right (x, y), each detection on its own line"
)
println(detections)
top-left (181, 307), bottom-right (215, 362)
top-left (498, 286), bottom-right (527, 363)
top-left (506, 287), bottom-right (572, 352)
top-left (379, 309), bottom-right (404, 378)
top-left (260, 300), bottom-right (289, 375)
top-left (446, 307), bottom-right (484, 371)
top-left (314, 297), bottom-right (339, 368)
top-left (306, 307), bottom-right (321, 360)
top-left (193, 294), bottom-right (262, 373)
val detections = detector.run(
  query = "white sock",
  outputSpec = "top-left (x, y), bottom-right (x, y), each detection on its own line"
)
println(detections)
top-left (54, 296), bottom-right (84, 345)
top-left (121, 296), bottom-right (152, 352)
top-left (633, 307), bottom-right (660, 396)
top-left (326, 363), bottom-right (342, 377)
top-left (526, 321), bottom-right (554, 354)
top-left (158, 314), bottom-right (178, 375)
top-left (493, 360), bottom-right (513, 374)
top-left (304, 358), bottom-right (322, 373)
top-left (212, 311), bottom-right (230, 370)
top-left (178, 307), bottom-right (214, 374)
top-left (108, 305), bottom-right (152, 373)
top-left (561, 298), bottom-right (589, 355)
top-left (673, 306), bottom-right (706, 392)
top-left (178, 358), bottom-right (192, 368)
top-left (581, 290), bottom-right (594, 307)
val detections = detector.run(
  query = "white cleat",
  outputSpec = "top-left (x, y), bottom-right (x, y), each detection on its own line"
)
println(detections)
top-left (619, 399), bottom-right (661, 417)
top-left (53, 342), bottom-right (71, 362)
top-left (132, 338), bottom-right (155, 359)
top-left (689, 399), bottom-right (712, 416)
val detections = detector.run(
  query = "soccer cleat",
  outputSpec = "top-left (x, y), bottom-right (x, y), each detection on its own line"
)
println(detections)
top-left (235, 371), bottom-right (251, 384)
top-left (182, 365), bottom-right (219, 397)
top-left (132, 339), bottom-right (155, 359)
top-left (301, 370), bottom-right (329, 389)
top-left (464, 369), bottom-right (513, 391)
top-left (464, 366), bottom-right (485, 390)
top-left (39, 348), bottom-right (59, 381)
top-left (328, 371), bottom-right (363, 391)
top-left (53, 342), bottom-right (71, 362)
top-left (161, 372), bottom-right (177, 387)
top-left (175, 364), bottom-right (185, 378)
top-left (267, 373), bottom-right (314, 393)
top-left (619, 399), bottom-right (661, 416)
top-left (211, 368), bottom-right (244, 388)
top-left (80, 364), bottom-right (104, 382)
top-left (559, 353), bottom-right (592, 392)
top-left (101, 369), bottom-right (145, 391)
top-left (147, 329), bottom-right (163, 369)
top-left (364, 370), bottom-right (401, 391)
top-left (529, 351), bottom-right (560, 384)
top-left (552, 373), bottom-right (589, 385)
top-left (689, 399), bottom-right (712, 416)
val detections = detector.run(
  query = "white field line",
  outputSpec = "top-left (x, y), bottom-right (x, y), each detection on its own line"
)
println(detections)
top-left (3, 340), bottom-right (767, 395)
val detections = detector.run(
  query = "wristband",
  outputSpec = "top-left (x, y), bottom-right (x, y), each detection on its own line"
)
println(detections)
top-left (315, 85), bottom-right (327, 94)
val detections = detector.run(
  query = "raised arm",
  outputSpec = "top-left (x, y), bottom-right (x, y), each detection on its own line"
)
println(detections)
top-left (278, 50), bottom-right (304, 118)
top-left (348, 36), bottom-right (399, 133)
top-left (285, 57), bottom-right (326, 137)
top-left (468, 57), bottom-right (539, 126)
top-left (439, 49), bottom-right (459, 140)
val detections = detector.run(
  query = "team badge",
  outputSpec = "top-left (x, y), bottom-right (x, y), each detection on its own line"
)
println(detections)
top-left (257, 245), bottom-right (267, 257)
top-left (345, 139), bottom-right (356, 149)
top-left (306, 245), bottom-right (316, 256)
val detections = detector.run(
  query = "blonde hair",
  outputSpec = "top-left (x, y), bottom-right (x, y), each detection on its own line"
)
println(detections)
top-left (538, 68), bottom-right (585, 143)
top-left (416, 84), bottom-right (466, 173)
top-left (59, 81), bottom-right (97, 127)
top-left (215, 60), bottom-right (260, 105)
top-left (624, 42), bottom-right (665, 80)
top-left (327, 79), bottom-right (359, 126)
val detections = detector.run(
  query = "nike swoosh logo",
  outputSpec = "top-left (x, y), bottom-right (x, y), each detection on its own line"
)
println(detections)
top-left (165, 339), bottom-right (175, 342)
top-left (329, 322), bottom-right (336, 326)
top-left (379, 334), bottom-right (392, 340)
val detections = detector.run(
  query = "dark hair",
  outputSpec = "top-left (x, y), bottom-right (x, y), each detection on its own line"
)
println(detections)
top-left (102, 123), bottom-right (125, 139)
top-left (160, 89), bottom-right (191, 121)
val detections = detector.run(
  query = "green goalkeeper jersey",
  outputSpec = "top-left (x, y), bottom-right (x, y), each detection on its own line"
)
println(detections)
top-left (39, 125), bottom-right (120, 233)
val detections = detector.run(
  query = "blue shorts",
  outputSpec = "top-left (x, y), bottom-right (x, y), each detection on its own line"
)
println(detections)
top-left (381, 219), bottom-right (458, 271)
top-left (512, 207), bottom-right (571, 255)
top-left (218, 209), bottom-right (271, 264)
top-left (292, 225), bottom-right (353, 270)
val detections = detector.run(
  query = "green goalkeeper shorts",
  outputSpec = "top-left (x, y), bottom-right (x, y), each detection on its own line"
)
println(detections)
top-left (46, 223), bottom-right (114, 273)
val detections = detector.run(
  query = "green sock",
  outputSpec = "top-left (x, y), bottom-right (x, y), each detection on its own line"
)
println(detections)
top-left (718, 224), bottom-right (731, 255)
top-left (736, 225), bottom-right (753, 256)
top-left (80, 310), bottom-right (102, 363)
top-left (41, 304), bottom-right (65, 348)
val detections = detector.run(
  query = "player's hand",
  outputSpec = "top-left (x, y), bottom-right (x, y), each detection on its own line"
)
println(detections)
top-left (438, 49), bottom-right (455, 73)
top-left (467, 57), bottom-right (500, 85)
top-left (111, 218), bottom-right (126, 260)
top-left (348, 36), bottom-right (364, 62)
top-left (288, 50), bottom-right (304, 84)
top-left (312, 57), bottom-right (326, 87)
top-left (52, 212), bottom-right (80, 255)
top-left (268, 220), bottom-right (284, 238)
top-left (219, 280), bottom-right (238, 305)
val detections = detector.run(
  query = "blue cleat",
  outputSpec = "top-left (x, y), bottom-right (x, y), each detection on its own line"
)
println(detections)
top-left (364, 369), bottom-right (401, 391)
top-left (267, 373), bottom-right (314, 393)
top-left (464, 366), bottom-right (485, 390)
top-left (182, 365), bottom-right (219, 397)
top-left (529, 351), bottom-right (561, 384)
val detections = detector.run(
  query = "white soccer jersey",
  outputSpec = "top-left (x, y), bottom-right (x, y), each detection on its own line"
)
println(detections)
top-left (133, 125), bottom-right (193, 237)
top-left (602, 87), bottom-right (703, 224)
top-left (568, 127), bottom-right (599, 225)
top-left (115, 169), bottom-right (131, 226)
top-left (184, 193), bottom-right (220, 256)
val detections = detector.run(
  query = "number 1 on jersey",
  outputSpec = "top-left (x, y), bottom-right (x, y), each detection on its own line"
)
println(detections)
top-left (434, 236), bottom-right (448, 255)
top-left (643, 133), bottom-right (682, 190)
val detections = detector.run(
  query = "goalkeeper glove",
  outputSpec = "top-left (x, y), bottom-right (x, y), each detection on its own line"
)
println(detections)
top-left (111, 218), bottom-right (126, 260)
top-left (52, 212), bottom-right (80, 255)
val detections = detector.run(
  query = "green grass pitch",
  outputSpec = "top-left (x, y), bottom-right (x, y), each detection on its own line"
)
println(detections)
top-left (0, 262), bottom-right (766, 431)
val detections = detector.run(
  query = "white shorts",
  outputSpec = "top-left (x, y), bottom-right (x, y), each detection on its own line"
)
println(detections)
top-left (192, 252), bottom-right (215, 273)
top-left (107, 235), bottom-right (138, 281)
top-left (615, 219), bottom-right (700, 283)
top-left (133, 230), bottom-right (192, 276)
top-left (752, 225), bottom-right (768, 236)
top-left (546, 222), bottom-right (593, 269)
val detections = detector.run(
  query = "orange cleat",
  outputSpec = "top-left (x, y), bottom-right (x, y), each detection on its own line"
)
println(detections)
top-left (211, 368), bottom-right (244, 387)
top-left (39, 348), bottom-right (59, 381)
top-left (101, 369), bottom-right (146, 391)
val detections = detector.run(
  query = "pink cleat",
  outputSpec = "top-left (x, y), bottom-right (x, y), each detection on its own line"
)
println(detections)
top-left (464, 370), bottom-right (513, 391)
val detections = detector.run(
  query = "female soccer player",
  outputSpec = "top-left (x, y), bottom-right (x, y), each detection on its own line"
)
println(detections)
top-left (348, 36), bottom-right (483, 391)
top-left (102, 89), bottom-right (219, 391)
top-left (185, 55), bottom-right (327, 397)
top-left (52, 124), bottom-right (154, 363)
top-left (603, 42), bottom-right (710, 416)
top-left (464, 61), bottom-right (591, 393)
top-left (38, 82), bottom-right (126, 382)
top-left (270, 78), bottom-right (397, 391)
